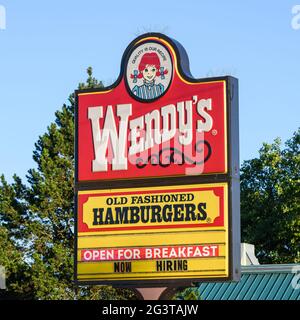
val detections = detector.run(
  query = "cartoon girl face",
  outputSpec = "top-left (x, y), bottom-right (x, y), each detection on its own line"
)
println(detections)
top-left (127, 43), bottom-right (172, 101)
top-left (142, 64), bottom-right (157, 82)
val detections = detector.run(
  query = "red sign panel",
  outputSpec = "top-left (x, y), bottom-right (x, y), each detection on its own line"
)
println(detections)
top-left (76, 36), bottom-right (228, 182)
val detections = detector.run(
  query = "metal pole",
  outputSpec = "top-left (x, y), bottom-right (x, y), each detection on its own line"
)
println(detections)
top-left (134, 287), bottom-right (183, 300)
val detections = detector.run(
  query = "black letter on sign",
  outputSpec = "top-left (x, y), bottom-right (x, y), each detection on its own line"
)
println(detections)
top-left (93, 208), bottom-right (104, 225)
top-left (197, 203), bottom-right (207, 220)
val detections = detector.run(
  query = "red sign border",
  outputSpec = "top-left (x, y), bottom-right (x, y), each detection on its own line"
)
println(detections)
top-left (78, 185), bottom-right (225, 233)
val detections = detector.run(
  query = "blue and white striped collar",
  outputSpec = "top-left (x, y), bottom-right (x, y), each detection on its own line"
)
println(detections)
top-left (143, 80), bottom-right (155, 87)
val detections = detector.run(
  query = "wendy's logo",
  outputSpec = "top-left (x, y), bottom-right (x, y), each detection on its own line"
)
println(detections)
top-left (125, 41), bottom-right (173, 101)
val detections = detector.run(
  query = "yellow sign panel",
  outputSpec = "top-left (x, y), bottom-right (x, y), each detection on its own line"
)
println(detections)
top-left (76, 183), bottom-right (229, 283)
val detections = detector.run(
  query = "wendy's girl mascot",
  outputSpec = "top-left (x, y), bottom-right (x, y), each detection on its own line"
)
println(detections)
top-left (131, 52), bottom-right (168, 100)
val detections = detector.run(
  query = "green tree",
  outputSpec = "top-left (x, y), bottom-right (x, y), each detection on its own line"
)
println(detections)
top-left (0, 68), bottom-right (135, 299)
top-left (0, 174), bottom-right (34, 298)
top-left (241, 128), bottom-right (300, 263)
top-left (174, 287), bottom-right (202, 300)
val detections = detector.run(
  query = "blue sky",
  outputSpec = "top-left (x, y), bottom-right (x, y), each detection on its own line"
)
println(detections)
top-left (0, 1), bottom-right (299, 182)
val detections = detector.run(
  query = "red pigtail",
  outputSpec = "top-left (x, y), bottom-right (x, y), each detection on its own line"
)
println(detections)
top-left (130, 73), bottom-right (143, 79)
top-left (156, 69), bottom-right (168, 77)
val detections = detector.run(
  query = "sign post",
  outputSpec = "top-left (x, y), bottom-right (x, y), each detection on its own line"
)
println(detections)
top-left (74, 33), bottom-right (240, 292)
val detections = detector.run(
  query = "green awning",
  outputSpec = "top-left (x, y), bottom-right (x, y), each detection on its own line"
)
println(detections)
top-left (197, 264), bottom-right (300, 300)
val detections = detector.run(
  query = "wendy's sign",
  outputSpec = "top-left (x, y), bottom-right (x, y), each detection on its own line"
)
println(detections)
top-left (75, 34), bottom-right (234, 182)
top-left (75, 33), bottom-right (240, 286)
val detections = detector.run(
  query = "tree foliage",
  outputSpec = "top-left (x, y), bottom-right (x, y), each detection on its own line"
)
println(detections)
top-left (0, 68), bottom-right (135, 299)
top-left (241, 129), bottom-right (300, 263)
